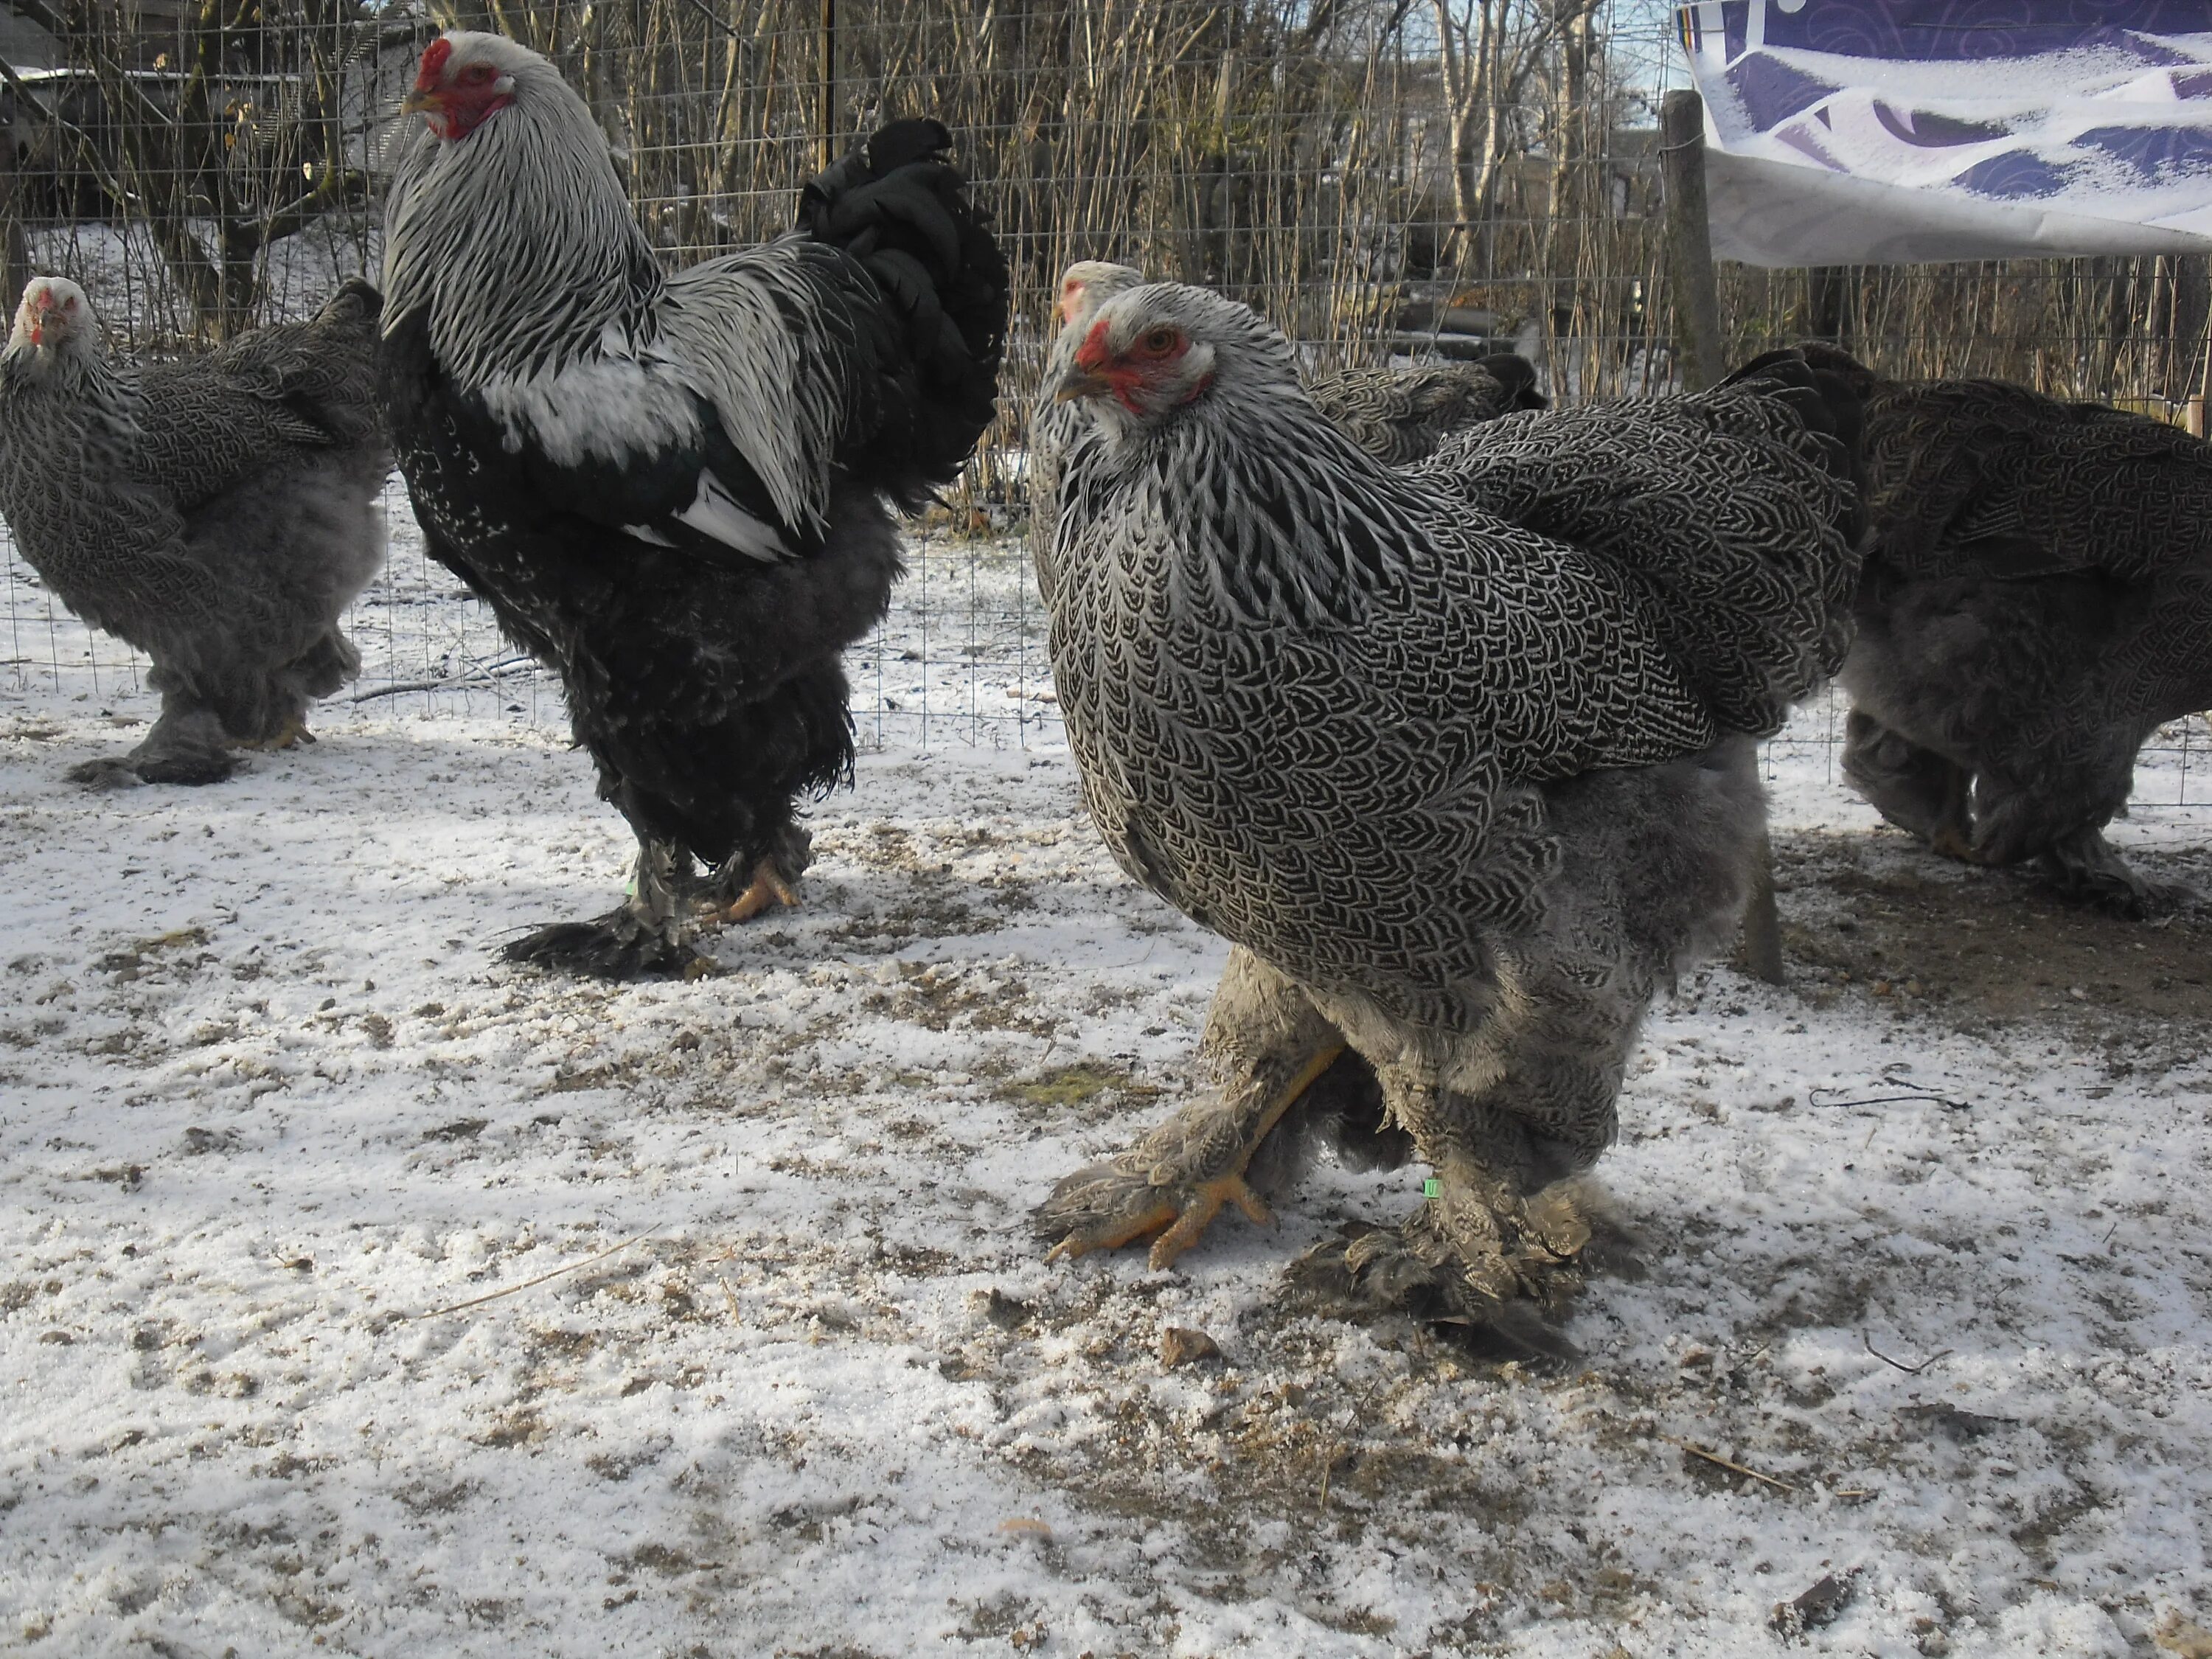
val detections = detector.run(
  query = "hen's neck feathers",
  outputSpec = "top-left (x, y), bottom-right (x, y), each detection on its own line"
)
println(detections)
top-left (1, 327), bottom-right (144, 453)
top-left (383, 66), bottom-right (659, 389)
top-left (1067, 305), bottom-right (1430, 627)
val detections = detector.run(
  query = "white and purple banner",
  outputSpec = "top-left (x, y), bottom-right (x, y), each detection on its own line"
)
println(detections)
top-left (1679, 0), bottom-right (2212, 265)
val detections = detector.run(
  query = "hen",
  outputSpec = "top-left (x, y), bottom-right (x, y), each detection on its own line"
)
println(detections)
top-left (1030, 260), bottom-right (1541, 590)
top-left (378, 32), bottom-right (1009, 978)
top-left (0, 276), bottom-right (389, 784)
top-left (1036, 282), bottom-right (1861, 1344)
top-left (1804, 345), bottom-right (2212, 913)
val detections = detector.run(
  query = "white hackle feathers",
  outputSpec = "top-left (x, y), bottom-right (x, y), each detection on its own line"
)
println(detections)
top-left (383, 30), bottom-right (850, 544)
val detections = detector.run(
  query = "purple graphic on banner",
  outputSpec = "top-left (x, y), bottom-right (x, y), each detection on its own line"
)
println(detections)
top-left (1680, 0), bottom-right (2212, 262)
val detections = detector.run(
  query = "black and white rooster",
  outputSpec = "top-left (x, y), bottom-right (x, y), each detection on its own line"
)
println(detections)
top-left (378, 31), bottom-right (1009, 977)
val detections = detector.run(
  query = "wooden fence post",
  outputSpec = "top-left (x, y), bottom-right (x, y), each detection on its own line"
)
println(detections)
top-left (819, 0), bottom-right (838, 172)
top-left (1663, 87), bottom-right (1787, 985)
top-left (0, 85), bottom-right (24, 314)
top-left (1660, 89), bottom-right (1725, 392)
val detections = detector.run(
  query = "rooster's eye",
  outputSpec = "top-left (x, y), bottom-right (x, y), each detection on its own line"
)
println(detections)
top-left (462, 64), bottom-right (495, 86)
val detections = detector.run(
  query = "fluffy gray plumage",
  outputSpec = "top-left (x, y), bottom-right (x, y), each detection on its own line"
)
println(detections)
top-left (1803, 346), bottom-right (2212, 914)
top-left (1035, 282), bottom-right (1862, 1341)
top-left (0, 276), bottom-right (389, 784)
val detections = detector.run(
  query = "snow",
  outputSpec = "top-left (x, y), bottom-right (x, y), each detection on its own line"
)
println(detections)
top-left (1, 506), bottom-right (2208, 1657)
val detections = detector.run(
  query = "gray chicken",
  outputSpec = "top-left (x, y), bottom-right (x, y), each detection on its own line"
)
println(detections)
top-left (1804, 344), bottom-right (2211, 914)
top-left (1036, 281), bottom-right (1861, 1344)
top-left (1029, 260), bottom-right (1540, 594)
top-left (0, 276), bottom-right (390, 785)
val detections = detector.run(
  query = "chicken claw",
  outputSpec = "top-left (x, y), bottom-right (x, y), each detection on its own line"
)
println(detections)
top-left (716, 858), bottom-right (801, 924)
top-left (1039, 1041), bottom-right (1343, 1270)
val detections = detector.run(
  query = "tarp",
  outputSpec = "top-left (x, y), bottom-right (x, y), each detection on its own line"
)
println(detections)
top-left (1677, 0), bottom-right (2212, 265)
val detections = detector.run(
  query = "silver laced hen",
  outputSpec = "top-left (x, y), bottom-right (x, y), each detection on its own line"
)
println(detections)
top-left (0, 276), bottom-right (389, 785)
top-left (1803, 345), bottom-right (2212, 914)
top-left (1029, 260), bottom-right (1540, 595)
top-left (1036, 282), bottom-right (1862, 1349)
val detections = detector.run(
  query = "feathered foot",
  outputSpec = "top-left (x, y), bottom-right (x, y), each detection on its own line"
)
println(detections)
top-left (503, 840), bottom-right (711, 981)
top-left (65, 748), bottom-right (235, 788)
top-left (237, 717), bottom-right (315, 753)
top-left (2038, 827), bottom-right (2201, 919)
top-left (705, 826), bottom-right (812, 925)
top-left (1295, 1173), bottom-right (1596, 1365)
top-left (501, 910), bottom-right (710, 980)
top-left (714, 859), bottom-right (801, 925)
top-left (1039, 1041), bottom-right (1346, 1270)
top-left (1842, 710), bottom-right (1975, 855)
top-left (66, 700), bottom-right (237, 787)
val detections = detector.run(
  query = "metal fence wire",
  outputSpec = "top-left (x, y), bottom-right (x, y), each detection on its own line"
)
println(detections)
top-left (0, 0), bottom-right (2204, 796)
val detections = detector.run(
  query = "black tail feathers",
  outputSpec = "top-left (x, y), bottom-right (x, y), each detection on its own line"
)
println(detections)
top-left (799, 120), bottom-right (1011, 487)
top-left (1722, 344), bottom-right (1870, 548)
top-left (1475, 350), bottom-right (1548, 412)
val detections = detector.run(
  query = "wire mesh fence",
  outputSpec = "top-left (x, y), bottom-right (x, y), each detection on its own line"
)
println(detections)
top-left (0, 0), bottom-right (2205, 800)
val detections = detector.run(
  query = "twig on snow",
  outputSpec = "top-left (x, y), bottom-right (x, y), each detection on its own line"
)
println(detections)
top-left (1862, 1332), bottom-right (1951, 1376)
top-left (1666, 1436), bottom-right (1799, 1493)
top-left (1808, 1088), bottom-right (1969, 1112)
top-left (352, 655), bottom-right (537, 703)
top-left (411, 1225), bottom-right (662, 1319)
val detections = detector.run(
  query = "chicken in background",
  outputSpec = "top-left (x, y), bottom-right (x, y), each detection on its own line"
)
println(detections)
top-left (378, 32), bottom-right (1009, 979)
top-left (1804, 344), bottom-right (2211, 915)
top-left (1035, 279), bottom-right (1862, 1350)
top-left (0, 276), bottom-right (389, 785)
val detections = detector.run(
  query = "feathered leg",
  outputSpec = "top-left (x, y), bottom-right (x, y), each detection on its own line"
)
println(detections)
top-left (67, 672), bottom-right (234, 788)
top-left (502, 837), bottom-right (710, 980)
top-left (2034, 822), bottom-right (2201, 917)
top-left (1841, 709), bottom-right (1975, 858)
top-left (1039, 947), bottom-right (1352, 1267)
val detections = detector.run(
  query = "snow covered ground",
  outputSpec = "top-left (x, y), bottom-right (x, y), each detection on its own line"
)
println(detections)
top-left (1, 509), bottom-right (2209, 1658)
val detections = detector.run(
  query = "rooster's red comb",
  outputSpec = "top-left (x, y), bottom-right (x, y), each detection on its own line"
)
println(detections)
top-left (414, 37), bottom-right (451, 88)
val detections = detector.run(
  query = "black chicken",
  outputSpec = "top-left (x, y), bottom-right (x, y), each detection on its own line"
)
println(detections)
top-left (378, 31), bottom-right (1009, 977)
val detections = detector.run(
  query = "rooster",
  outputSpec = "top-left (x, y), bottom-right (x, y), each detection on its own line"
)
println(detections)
top-left (1803, 345), bottom-right (2211, 914)
top-left (0, 276), bottom-right (388, 785)
top-left (379, 32), bottom-right (1008, 978)
top-left (1035, 282), bottom-right (1861, 1346)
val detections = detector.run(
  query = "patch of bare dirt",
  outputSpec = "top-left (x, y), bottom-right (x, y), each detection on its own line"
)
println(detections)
top-left (1774, 827), bottom-right (2210, 1056)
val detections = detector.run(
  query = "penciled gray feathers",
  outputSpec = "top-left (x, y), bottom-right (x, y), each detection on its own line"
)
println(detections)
top-left (0, 276), bottom-right (390, 783)
top-left (1037, 282), bottom-right (1862, 1327)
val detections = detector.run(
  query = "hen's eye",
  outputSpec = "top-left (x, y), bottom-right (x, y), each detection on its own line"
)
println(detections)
top-left (1139, 327), bottom-right (1178, 355)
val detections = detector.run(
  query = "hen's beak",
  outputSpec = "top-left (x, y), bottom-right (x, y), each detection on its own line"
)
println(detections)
top-left (1053, 368), bottom-right (1114, 404)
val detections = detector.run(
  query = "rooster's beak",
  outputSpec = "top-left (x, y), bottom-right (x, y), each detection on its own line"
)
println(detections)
top-left (1053, 368), bottom-right (1114, 404)
top-left (400, 87), bottom-right (442, 116)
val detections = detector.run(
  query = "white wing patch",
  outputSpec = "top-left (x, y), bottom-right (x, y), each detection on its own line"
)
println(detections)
top-left (479, 353), bottom-right (701, 468)
top-left (672, 469), bottom-right (793, 563)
